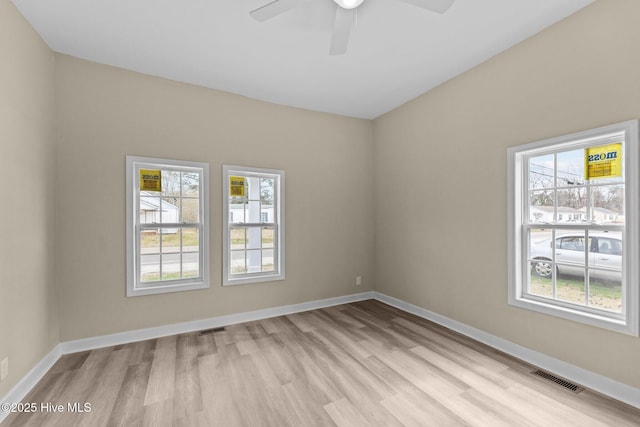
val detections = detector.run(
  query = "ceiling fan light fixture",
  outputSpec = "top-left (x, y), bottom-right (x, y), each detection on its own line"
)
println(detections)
top-left (333, 0), bottom-right (364, 10)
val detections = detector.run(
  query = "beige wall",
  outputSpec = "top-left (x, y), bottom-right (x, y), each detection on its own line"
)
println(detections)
top-left (374, 0), bottom-right (640, 388)
top-left (55, 55), bottom-right (374, 341)
top-left (0, 0), bottom-right (58, 397)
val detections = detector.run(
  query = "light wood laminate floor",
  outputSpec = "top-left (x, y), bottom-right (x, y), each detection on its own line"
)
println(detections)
top-left (3, 300), bottom-right (640, 426)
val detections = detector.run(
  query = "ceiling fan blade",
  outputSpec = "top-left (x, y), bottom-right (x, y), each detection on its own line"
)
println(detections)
top-left (329, 7), bottom-right (356, 56)
top-left (250, 0), bottom-right (300, 22)
top-left (395, 0), bottom-right (454, 13)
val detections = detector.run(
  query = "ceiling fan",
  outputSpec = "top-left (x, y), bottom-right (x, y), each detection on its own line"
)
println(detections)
top-left (250, 0), bottom-right (455, 55)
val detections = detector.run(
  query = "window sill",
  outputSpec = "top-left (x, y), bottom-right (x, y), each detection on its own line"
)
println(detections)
top-left (127, 280), bottom-right (209, 297)
top-left (508, 293), bottom-right (637, 336)
top-left (223, 273), bottom-right (285, 287)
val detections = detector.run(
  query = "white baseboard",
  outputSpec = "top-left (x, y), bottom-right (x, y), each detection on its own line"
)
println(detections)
top-left (2, 288), bottom-right (638, 425)
top-left (373, 291), bottom-right (640, 410)
top-left (60, 291), bottom-right (375, 354)
top-left (1, 291), bottom-right (374, 423)
top-left (0, 345), bottom-right (61, 423)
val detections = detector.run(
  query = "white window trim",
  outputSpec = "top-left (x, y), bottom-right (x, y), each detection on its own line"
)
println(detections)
top-left (507, 120), bottom-right (639, 336)
top-left (222, 165), bottom-right (285, 286)
top-left (126, 156), bottom-right (210, 297)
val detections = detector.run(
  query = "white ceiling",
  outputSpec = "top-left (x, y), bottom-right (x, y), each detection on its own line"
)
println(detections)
top-left (13, 0), bottom-right (593, 119)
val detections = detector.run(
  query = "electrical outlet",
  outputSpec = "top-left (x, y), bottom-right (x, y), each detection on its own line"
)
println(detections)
top-left (356, 275), bottom-right (362, 286)
top-left (1, 357), bottom-right (8, 382)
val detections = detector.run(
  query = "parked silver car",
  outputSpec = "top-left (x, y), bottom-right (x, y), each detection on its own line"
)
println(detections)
top-left (530, 233), bottom-right (622, 281)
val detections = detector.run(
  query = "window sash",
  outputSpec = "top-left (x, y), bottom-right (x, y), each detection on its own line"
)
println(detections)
top-left (228, 224), bottom-right (279, 276)
top-left (135, 224), bottom-right (203, 286)
top-left (522, 226), bottom-right (626, 320)
top-left (523, 138), bottom-right (624, 228)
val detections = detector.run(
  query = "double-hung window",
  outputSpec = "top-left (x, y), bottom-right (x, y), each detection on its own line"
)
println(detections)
top-left (223, 165), bottom-right (285, 285)
top-left (126, 156), bottom-right (209, 296)
top-left (508, 120), bottom-right (639, 335)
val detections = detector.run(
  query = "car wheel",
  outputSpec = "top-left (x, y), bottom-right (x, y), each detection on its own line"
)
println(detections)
top-left (532, 259), bottom-right (553, 278)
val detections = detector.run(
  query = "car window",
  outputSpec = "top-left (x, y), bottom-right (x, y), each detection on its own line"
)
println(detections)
top-left (597, 237), bottom-right (622, 256)
top-left (557, 236), bottom-right (584, 251)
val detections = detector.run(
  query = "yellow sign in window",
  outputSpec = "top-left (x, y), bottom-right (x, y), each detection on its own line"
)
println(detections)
top-left (140, 169), bottom-right (162, 192)
top-left (585, 143), bottom-right (622, 180)
top-left (230, 176), bottom-right (245, 197)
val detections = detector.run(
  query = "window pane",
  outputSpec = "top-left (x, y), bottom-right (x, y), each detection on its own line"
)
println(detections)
top-left (182, 254), bottom-right (199, 279)
top-left (529, 228), bottom-right (554, 297)
top-left (530, 229), bottom-right (553, 257)
top-left (231, 228), bottom-right (246, 250)
top-left (529, 262), bottom-right (553, 298)
top-left (556, 229), bottom-right (587, 268)
top-left (247, 249), bottom-right (261, 273)
top-left (230, 204), bottom-right (245, 224)
top-left (140, 254), bottom-right (160, 282)
top-left (556, 275), bottom-right (586, 307)
top-left (262, 227), bottom-right (274, 249)
top-left (529, 154), bottom-right (554, 190)
top-left (162, 170), bottom-right (181, 197)
top-left (182, 226), bottom-right (200, 279)
top-left (247, 176), bottom-right (260, 200)
top-left (161, 229), bottom-right (180, 253)
top-left (141, 229), bottom-right (160, 254)
top-left (261, 178), bottom-right (274, 204)
top-left (182, 172), bottom-right (199, 197)
top-left (161, 253), bottom-right (181, 269)
top-left (529, 191), bottom-right (554, 224)
top-left (588, 272), bottom-right (622, 313)
top-left (182, 197), bottom-right (199, 223)
top-left (231, 250), bottom-right (246, 274)
top-left (530, 228), bottom-right (552, 247)
top-left (140, 196), bottom-right (161, 224)
top-left (591, 185), bottom-right (624, 224)
top-left (247, 227), bottom-right (261, 250)
top-left (182, 227), bottom-right (199, 251)
top-left (556, 149), bottom-right (584, 187)
top-left (262, 249), bottom-right (274, 272)
top-left (161, 198), bottom-right (179, 223)
top-left (247, 201), bottom-right (261, 222)
top-left (557, 188), bottom-right (586, 223)
top-left (589, 231), bottom-right (623, 312)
